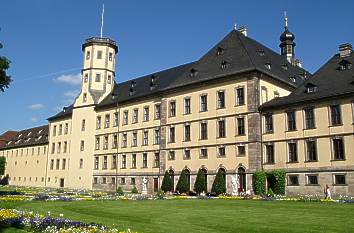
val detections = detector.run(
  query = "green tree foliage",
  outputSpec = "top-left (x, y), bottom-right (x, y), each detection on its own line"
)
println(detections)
top-left (0, 29), bottom-right (11, 92)
top-left (271, 169), bottom-right (286, 195)
top-left (161, 170), bottom-right (173, 192)
top-left (0, 156), bottom-right (5, 175)
top-left (176, 169), bottom-right (189, 194)
top-left (253, 170), bottom-right (267, 195)
top-left (116, 186), bottom-right (124, 196)
top-left (211, 169), bottom-right (226, 195)
top-left (131, 186), bottom-right (138, 194)
top-left (194, 169), bottom-right (207, 194)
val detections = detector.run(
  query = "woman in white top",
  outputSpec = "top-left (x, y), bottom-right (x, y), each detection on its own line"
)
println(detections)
top-left (324, 184), bottom-right (331, 200)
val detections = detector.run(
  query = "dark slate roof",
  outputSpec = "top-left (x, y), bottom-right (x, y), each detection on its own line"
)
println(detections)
top-left (261, 51), bottom-right (354, 110)
top-left (0, 125), bottom-right (49, 150)
top-left (47, 104), bottom-right (74, 121)
top-left (50, 29), bottom-right (309, 116)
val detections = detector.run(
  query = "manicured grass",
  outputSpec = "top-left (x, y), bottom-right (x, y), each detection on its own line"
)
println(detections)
top-left (2, 199), bottom-right (354, 233)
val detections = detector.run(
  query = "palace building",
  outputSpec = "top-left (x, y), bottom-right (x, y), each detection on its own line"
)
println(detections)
top-left (1, 21), bottom-right (353, 196)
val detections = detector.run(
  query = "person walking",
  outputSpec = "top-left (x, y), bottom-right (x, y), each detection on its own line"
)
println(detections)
top-left (324, 184), bottom-right (331, 200)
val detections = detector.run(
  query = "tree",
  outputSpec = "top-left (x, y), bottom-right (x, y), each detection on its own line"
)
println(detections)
top-left (176, 169), bottom-right (189, 194)
top-left (0, 28), bottom-right (11, 92)
top-left (0, 156), bottom-right (5, 175)
top-left (194, 169), bottom-right (207, 194)
top-left (211, 169), bottom-right (226, 195)
top-left (253, 170), bottom-right (267, 195)
top-left (161, 170), bottom-right (173, 192)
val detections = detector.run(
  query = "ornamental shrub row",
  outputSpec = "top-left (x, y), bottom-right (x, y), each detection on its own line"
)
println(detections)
top-left (253, 169), bottom-right (286, 195)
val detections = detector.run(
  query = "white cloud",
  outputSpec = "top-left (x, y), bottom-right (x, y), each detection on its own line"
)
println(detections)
top-left (28, 103), bottom-right (44, 110)
top-left (31, 117), bottom-right (38, 122)
top-left (64, 90), bottom-right (79, 98)
top-left (53, 73), bottom-right (81, 85)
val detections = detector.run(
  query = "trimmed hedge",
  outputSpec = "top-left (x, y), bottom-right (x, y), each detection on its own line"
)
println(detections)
top-left (194, 169), bottom-right (207, 194)
top-left (0, 157), bottom-right (5, 175)
top-left (271, 169), bottom-right (286, 195)
top-left (211, 169), bottom-right (226, 195)
top-left (176, 169), bottom-right (189, 194)
top-left (253, 170), bottom-right (267, 195)
top-left (161, 170), bottom-right (173, 192)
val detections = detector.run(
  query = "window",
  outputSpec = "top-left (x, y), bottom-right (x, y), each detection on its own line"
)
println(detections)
top-left (114, 112), bottom-right (119, 127)
top-left (288, 142), bottom-right (298, 162)
top-left (131, 178), bottom-right (136, 185)
top-left (143, 130), bottom-right (148, 146)
top-left (288, 175), bottom-right (299, 186)
top-left (109, 52), bottom-right (113, 61)
top-left (86, 51), bottom-right (90, 60)
top-left (57, 142), bottom-right (61, 153)
top-left (218, 119), bottom-right (226, 138)
top-left (107, 75), bottom-right (111, 84)
top-left (132, 132), bottom-right (137, 147)
top-left (84, 74), bottom-right (88, 83)
top-left (169, 101), bottom-right (176, 117)
top-left (121, 155), bottom-right (126, 169)
top-left (83, 93), bottom-right (87, 102)
top-left (95, 73), bottom-right (101, 82)
top-left (264, 114), bottom-right (273, 133)
top-left (184, 98), bottom-right (191, 114)
top-left (96, 116), bottom-right (102, 129)
top-left (50, 159), bottom-right (54, 170)
top-left (184, 149), bottom-right (191, 160)
top-left (332, 138), bottom-right (345, 160)
top-left (122, 133), bottom-right (127, 147)
top-left (61, 159), bottom-right (66, 170)
top-left (121, 177), bottom-right (126, 185)
top-left (330, 105), bottom-right (342, 126)
top-left (200, 148), bottom-right (208, 158)
top-left (143, 106), bottom-right (149, 121)
top-left (110, 133), bottom-right (117, 149)
top-left (306, 140), bottom-right (317, 162)
top-left (154, 153), bottom-right (160, 167)
top-left (95, 137), bottom-right (100, 150)
top-left (103, 136), bottom-right (109, 150)
top-left (133, 109), bottom-right (138, 123)
top-left (142, 153), bottom-right (148, 168)
top-left (111, 177), bottom-right (116, 184)
top-left (274, 91), bottom-right (280, 98)
top-left (58, 125), bottom-right (63, 135)
top-left (93, 177), bottom-right (98, 184)
top-left (123, 111), bottom-right (128, 125)
top-left (132, 154), bottom-right (137, 168)
top-left (63, 141), bottom-right (67, 153)
top-left (168, 151), bottom-right (175, 160)
top-left (79, 158), bottom-right (83, 169)
top-left (236, 87), bottom-right (245, 105)
top-left (102, 177), bottom-right (107, 184)
top-left (265, 144), bottom-right (274, 164)
top-left (64, 123), bottom-right (69, 134)
top-left (200, 122), bottom-right (208, 140)
top-left (97, 50), bottom-right (102, 59)
top-left (80, 140), bottom-right (85, 151)
top-left (287, 111), bottom-right (296, 131)
top-left (237, 145), bottom-right (246, 157)
top-left (53, 125), bottom-right (57, 137)
top-left (217, 91), bottom-right (225, 108)
top-left (101, 156), bottom-right (107, 170)
top-left (200, 95), bottom-right (208, 112)
top-left (155, 104), bottom-right (161, 119)
top-left (304, 108), bottom-right (315, 129)
top-left (307, 175), bottom-right (318, 185)
top-left (51, 143), bottom-right (55, 154)
top-left (237, 117), bottom-right (245, 135)
top-left (169, 126), bottom-right (175, 143)
top-left (184, 124), bottom-right (191, 141)
top-left (81, 119), bottom-right (86, 131)
top-left (105, 114), bottom-right (110, 128)
top-left (112, 155), bottom-right (117, 169)
top-left (154, 129), bottom-right (160, 145)
top-left (218, 146), bottom-right (226, 157)
top-left (56, 159), bottom-right (60, 170)
top-left (334, 174), bottom-right (346, 185)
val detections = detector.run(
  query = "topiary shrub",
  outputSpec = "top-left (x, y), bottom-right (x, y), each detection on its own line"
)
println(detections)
top-left (267, 188), bottom-right (275, 197)
top-left (176, 169), bottom-right (189, 194)
top-left (0, 157), bottom-right (5, 175)
top-left (0, 174), bottom-right (9, 185)
top-left (271, 169), bottom-right (286, 195)
top-left (161, 170), bottom-right (173, 192)
top-left (156, 189), bottom-right (165, 199)
top-left (211, 169), bottom-right (226, 195)
top-left (253, 170), bottom-right (267, 195)
top-left (194, 169), bottom-right (207, 194)
top-left (116, 186), bottom-right (124, 196)
top-left (131, 186), bottom-right (138, 194)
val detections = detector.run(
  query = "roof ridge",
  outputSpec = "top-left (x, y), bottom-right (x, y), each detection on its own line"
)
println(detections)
top-left (234, 30), bottom-right (257, 70)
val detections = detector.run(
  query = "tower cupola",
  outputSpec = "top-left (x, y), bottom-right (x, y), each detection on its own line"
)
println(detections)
top-left (279, 12), bottom-right (296, 64)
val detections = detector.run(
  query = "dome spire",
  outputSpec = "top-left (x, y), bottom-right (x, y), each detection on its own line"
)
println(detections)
top-left (279, 11), bottom-right (296, 64)
top-left (284, 11), bottom-right (288, 29)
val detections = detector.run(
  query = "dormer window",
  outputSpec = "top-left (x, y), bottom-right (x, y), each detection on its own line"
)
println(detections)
top-left (305, 83), bottom-right (318, 93)
top-left (220, 61), bottom-right (229, 70)
top-left (281, 64), bottom-right (288, 70)
top-left (216, 47), bottom-right (224, 56)
top-left (150, 75), bottom-right (157, 90)
top-left (25, 138), bottom-right (31, 142)
top-left (18, 134), bottom-right (22, 138)
top-left (27, 132), bottom-right (32, 137)
top-left (265, 62), bottom-right (271, 70)
top-left (338, 60), bottom-right (352, 71)
top-left (258, 50), bottom-right (265, 56)
top-left (63, 107), bottom-right (67, 113)
top-left (290, 76), bottom-right (297, 83)
top-left (190, 68), bottom-right (198, 77)
top-left (129, 81), bottom-right (136, 96)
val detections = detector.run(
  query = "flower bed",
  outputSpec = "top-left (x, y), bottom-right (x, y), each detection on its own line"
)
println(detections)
top-left (0, 209), bottom-right (134, 233)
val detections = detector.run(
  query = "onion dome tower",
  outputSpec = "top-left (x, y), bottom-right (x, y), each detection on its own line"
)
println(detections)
top-left (279, 12), bottom-right (296, 64)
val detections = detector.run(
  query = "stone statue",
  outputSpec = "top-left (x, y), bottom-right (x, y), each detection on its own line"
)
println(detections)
top-left (231, 174), bottom-right (239, 196)
top-left (142, 176), bottom-right (148, 195)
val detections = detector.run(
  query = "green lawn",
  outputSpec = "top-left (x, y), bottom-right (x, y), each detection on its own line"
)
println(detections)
top-left (2, 199), bottom-right (354, 233)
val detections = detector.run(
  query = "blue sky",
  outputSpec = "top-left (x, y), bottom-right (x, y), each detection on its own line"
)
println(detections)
top-left (0, 0), bottom-right (353, 133)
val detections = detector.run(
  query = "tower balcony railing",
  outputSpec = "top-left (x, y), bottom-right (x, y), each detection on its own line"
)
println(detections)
top-left (85, 37), bottom-right (117, 46)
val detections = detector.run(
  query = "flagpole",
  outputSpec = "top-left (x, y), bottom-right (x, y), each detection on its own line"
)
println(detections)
top-left (100, 4), bottom-right (105, 38)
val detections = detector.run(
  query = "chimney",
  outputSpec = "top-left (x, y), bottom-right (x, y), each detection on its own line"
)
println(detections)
top-left (339, 43), bottom-right (352, 58)
top-left (238, 26), bottom-right (247, 36)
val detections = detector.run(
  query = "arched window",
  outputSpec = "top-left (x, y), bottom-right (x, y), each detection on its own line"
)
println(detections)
top-left (237, 167), bottom-right (246, 192)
